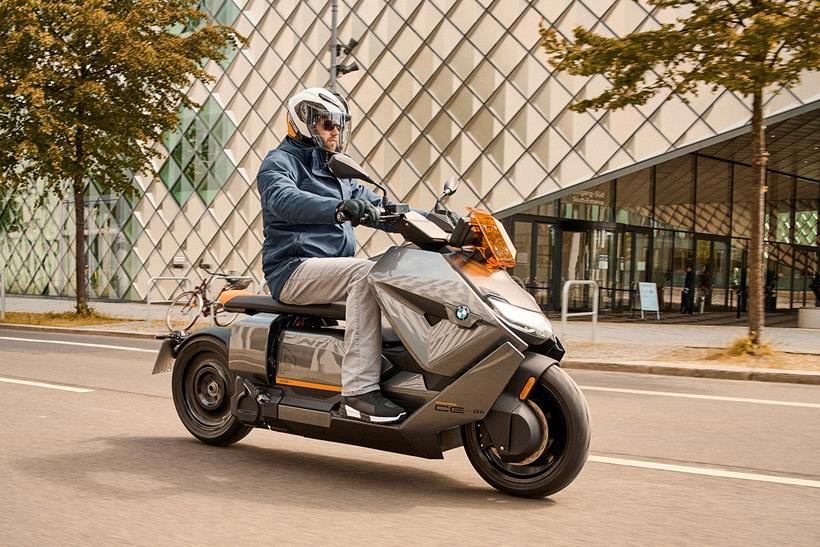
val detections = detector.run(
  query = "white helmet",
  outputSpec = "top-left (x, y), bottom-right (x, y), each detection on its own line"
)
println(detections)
top-left (286, 87), bottom-right (351, 153)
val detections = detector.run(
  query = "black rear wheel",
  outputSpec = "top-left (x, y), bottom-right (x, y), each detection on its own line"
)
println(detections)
top-left (462, 365), bottom-right (590, 498)
top-left (171, 338), bottom-right (252, 446)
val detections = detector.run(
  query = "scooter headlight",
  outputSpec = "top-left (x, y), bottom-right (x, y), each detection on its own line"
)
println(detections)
top-left (486, 296), bottom-right (553, 342)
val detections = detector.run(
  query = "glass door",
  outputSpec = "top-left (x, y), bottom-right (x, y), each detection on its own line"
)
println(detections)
top-left (615, 229), bottom-right (651, 310)
top-left (560, 228), bottom-right (616, 311)
top-left (560, 230), bottom-right (589, 311)
top-left (533, 224), bottom-right (554, 309)
top-left (512, 221), bottom-right (554, 310)
top-left (695, 237), bottom-right (730, 311)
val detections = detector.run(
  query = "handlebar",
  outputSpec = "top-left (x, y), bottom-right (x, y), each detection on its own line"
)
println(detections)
top-left (335, 206), bottom-right (407, 226)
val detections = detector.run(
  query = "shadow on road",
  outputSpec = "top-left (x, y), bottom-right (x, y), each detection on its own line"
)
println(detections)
top-left (16, 435), bottom-right (555, 511)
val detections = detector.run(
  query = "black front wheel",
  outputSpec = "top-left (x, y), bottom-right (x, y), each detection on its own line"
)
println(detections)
top-left (171, 338), bottom-right (252, 446)
top-left (462, 365), bottom-right (590, 498)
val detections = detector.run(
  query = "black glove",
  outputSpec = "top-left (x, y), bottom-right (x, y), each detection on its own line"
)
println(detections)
top-left (336, 198), bottom-right (380, 227)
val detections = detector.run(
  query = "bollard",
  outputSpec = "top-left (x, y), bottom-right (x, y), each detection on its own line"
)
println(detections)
top-left (561, 280), bottom-right (599, 344)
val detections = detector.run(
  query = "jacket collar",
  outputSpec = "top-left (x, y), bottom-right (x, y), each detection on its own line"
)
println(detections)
top-left (278, 136), bottom-right (335, 180)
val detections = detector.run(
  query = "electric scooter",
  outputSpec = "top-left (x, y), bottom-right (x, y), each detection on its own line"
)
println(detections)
top-left (153, 154), bottom-right (590, 498)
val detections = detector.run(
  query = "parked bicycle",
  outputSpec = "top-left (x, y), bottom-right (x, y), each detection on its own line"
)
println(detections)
top-left (165, 263), bottom-right (252, 331)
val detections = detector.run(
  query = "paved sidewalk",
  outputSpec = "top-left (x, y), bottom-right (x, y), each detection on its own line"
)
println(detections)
top-left (559, 321), bottom-right (820, 355)
top-left (3, 295), bottom-right (167, 320)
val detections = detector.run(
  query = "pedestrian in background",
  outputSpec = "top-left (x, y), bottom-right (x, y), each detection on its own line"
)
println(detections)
top-left (681, 265), bottom-right (695, 314)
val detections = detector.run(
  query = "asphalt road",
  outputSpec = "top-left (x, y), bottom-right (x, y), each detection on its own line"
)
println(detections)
top-left (1, 328), bottom-right (818, 546)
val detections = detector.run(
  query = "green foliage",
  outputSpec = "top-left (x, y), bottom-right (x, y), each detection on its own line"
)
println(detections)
top-left (540, 0), bottom-right (820, 112)
top-left (0, 0), bottom-right (244, 198)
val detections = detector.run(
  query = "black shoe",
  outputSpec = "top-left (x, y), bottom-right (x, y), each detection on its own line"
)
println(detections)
top-left (341, 390), bottom-right (406, 424)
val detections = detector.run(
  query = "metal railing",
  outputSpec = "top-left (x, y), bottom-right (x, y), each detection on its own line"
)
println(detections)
top-left (561, 280), bottom-right (599, 344)
top-left (146, 276), bottom-right (191, 305)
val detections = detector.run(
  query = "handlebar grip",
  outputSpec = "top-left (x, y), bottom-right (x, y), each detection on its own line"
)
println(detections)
top-left (336, 210), bottom-right (351, 223)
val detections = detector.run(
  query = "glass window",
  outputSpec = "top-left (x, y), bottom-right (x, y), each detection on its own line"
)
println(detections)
top-left (695, 157), bottom-right (731, 235)
top-left (615, 168), bottom-right (652, 226)
top-left (732, 164), bottom-right (754, 238)
top-left (512, 221), bottom-right (532, 283)
top-left (792, 247), bottom-right (819, 307)
top-left (794, 178), bottom-right (819, 247)
top-left (767, 173), bottom-right (794, 243)
top-left (766, 242), bottom-right (794, 310)
top-left (655, 156), bottom-right (694, 231)
top-left (671, 232), bottom-right (694, 309)
top-left (535, 200), bottom-right (558, 217)
top-left (652, 230), bottom-right (675, 310)
top-left (730, 238), bottom-right (748, 311)
top-left (560, 180), bottom-right (613, 222)
top-left (533, 224), bottom-right (554, 309)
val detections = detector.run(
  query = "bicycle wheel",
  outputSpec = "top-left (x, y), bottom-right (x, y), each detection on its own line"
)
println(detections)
top-left (213, 301), bottom-right (239, 327)
top-left (166, 291), bottom-right (203, 331)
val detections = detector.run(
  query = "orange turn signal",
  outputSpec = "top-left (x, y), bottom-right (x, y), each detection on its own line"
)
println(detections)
top-left (519, 376), bottom-right (536, 400)
top-left (467, 208), bottom-right (516, 269)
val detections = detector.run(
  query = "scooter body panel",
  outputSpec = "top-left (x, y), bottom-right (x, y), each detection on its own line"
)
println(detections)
top-left (369, 247), bottom-right (526, 381)
top-left (228, 314), bottom-right (273, 383)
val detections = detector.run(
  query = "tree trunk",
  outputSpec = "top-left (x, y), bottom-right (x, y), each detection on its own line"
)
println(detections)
top-left (73, 178), bottom-right (89, 315)
top-left (748, 90), bottom-right (768, 346)
top-left (73, 121), bottom-right (89, 316)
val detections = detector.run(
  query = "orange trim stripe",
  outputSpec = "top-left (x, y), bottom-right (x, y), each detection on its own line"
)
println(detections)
top-left (519, 376), bottom-right (536, 400)
top-left (276, 377), bottom-right (342, 393)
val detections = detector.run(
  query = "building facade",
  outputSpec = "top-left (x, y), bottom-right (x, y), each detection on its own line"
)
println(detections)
top-left (1, 0), bottom-right (817, 311)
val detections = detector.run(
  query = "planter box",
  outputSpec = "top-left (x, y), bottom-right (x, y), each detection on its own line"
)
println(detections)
top-left (798, 307), bottom-right (820, 329)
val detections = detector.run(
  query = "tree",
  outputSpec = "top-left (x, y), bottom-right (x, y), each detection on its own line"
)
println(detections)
top-left (541, 0), bottom-right (819, 347)
top-left (0, 0), bottom-right (243, 314)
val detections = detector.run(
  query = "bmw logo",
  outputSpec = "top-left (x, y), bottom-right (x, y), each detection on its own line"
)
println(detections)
top-left (455, 305), bottom-right (470, 321)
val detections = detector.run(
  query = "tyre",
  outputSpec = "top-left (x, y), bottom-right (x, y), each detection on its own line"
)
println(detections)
top-left (171, 337), bottom-right (252, 446)
top-left (462, 365), bottom-right (590, 498)
top-left (166, 291), bottom-right (203, 331)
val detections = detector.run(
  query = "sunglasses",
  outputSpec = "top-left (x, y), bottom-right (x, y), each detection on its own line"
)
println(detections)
top-left (319, 119), bottom-right (342, 131)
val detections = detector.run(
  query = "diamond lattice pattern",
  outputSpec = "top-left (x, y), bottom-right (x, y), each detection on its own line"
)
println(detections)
top-left (1, 0), bottom-right (816, 300)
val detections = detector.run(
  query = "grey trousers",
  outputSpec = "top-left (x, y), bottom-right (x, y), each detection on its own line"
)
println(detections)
top-left (279, 257), bottom-right (381, 396)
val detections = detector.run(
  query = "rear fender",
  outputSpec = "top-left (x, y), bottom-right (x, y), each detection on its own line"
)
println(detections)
top-left (151, 327), bottom-right (231, 375)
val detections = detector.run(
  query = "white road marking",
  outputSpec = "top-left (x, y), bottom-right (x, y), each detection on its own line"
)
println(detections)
top-left (0, 336), bottom-right (156, 353)
top-left (0, 377), bottom-right (93, 393)
top-left (589, 455), bottom-right (820, 489)
top-left (580, 385), bottom-right (820, 409)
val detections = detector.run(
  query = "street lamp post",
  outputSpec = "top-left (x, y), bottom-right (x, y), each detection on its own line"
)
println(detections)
top-left (330, 0), bottom-right (338, 92)
top-left (328, 0), bottom-right (359, 92)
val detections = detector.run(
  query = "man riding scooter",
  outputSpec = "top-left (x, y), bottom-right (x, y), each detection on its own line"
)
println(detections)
top-left (255, 87), bottom-right (406, 423)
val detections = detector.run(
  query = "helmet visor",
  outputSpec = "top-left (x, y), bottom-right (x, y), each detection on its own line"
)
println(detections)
top-left (297, 103), bottom-right (351, 153)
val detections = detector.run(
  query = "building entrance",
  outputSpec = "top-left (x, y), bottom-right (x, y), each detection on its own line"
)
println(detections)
top-left (694, 236), bottom-right (730, 310)
top-left (511, 221), bottom-right (554, 309)
top-left (510, 219), bottom-right (654, 313)
top-left (559, 226), bottom-right (616, 312)
top-left (615, 229), bottom-right (651, 310)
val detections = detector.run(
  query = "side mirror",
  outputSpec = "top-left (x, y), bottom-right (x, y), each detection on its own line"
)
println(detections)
top-left (443, 175), bottom-right (459, 196)
top-left (327, 153), bottom-right (390, 201)
top-left (327, 153), bottom-right (375, 184)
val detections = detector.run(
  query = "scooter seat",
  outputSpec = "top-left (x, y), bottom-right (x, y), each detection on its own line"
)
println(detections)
top-left (223, 295), bottom-right (346, 320)
top-left (223, 295), bottom-right (403, 343)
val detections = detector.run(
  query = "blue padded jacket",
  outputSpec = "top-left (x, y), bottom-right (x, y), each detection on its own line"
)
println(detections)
top-left (256, 136), bottom-right (383, 301)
